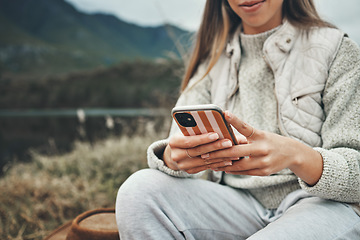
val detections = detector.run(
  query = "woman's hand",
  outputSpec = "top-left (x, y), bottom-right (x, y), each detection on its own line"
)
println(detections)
top-left (203, 111), bottom-right (324, 186)
top-left (163, 132), bottom-right (242, 174)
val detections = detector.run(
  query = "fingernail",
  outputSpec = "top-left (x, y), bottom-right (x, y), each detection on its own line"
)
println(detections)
top-left (225, 111), bottom-right (232, 119)
top-left (222, 140), bottom-right (232, 147)
top-left (201, 153), bottom-right (210, 159)
top-left (209, 133), bottom-right (219, 140)
top-left (224, 161), bottom-right (233, 166)
top-left (230, 157), bottom-right (240, 161)
top-left (204, 160), bottom-right (212, 165)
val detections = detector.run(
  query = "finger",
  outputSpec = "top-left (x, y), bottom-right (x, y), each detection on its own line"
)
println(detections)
top-left (203, 144), bottom-right (253, 160)
top-left (224, 111), bottom-right (257, 139)
top-left (224, 168), bottom-right (272, 176)
top-left (186, 160), bottom-right (233, 174)
top-left (185, 148), bottom-right (195, 159)
top-left (215, 156), bottom-right (269, 175)
top-left (190, 138), bottom-right (233, 158)
top-left (177, 156), bottom-right (228, 170)
top-left (178, 156), bottom-right (235, 171)
top-left (176, 157), bottom-right (206, 170)
top-left (170, 147), bottom-right (199, 162)
top-left (236, 134), bottom-right (248, 144)
top-left (169, 132), bottom-right (220, 149)
top-left (204, 157), bottom-right (240, 165)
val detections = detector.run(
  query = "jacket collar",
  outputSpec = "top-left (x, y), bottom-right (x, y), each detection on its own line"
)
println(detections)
top-left (225, 20), bottom-right (298, 57)
top-left (225, 27), bottom-right (242, 58)
top-left (264, 20), bottom-right (298, 54)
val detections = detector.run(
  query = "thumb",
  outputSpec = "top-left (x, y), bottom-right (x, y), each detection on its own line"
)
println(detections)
top-left (225, 111), bottom-right (256, 139)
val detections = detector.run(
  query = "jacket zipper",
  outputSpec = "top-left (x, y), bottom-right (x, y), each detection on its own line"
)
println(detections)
top-left (263, 54), bottom-right (290, 137)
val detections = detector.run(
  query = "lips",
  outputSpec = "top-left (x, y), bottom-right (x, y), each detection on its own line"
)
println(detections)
top-left (239, 0), bottom-right (266, 7)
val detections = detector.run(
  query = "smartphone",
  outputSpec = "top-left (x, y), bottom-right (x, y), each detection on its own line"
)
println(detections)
top-left (172, 104), bottom-right (238, 145)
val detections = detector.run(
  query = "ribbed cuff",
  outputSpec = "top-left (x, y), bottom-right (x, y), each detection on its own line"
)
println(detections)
top-left (298, 147), bottom-right (349, 200)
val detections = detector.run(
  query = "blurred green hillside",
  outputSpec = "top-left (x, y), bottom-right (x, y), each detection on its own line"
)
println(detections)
top-left (0, 0), bottom-right (190, 171)
top-left (0, 0), bottom-right (191, 77)
top-left (0, 60), bottom-right (183, 109)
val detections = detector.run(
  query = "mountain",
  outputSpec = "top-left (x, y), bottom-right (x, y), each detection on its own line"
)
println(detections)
top-left (0, 0), bottom-right (192, 77)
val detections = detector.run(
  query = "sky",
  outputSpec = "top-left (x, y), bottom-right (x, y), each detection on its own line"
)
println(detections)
top-left (64, 0), bottom-right (360, 44)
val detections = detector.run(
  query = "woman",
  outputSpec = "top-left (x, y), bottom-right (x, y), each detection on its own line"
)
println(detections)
top-left (116, 0), bottom-right (360, 239)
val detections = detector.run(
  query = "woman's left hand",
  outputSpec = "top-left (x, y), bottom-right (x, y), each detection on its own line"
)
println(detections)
top-left (204, 111), bottom-right (323, 186)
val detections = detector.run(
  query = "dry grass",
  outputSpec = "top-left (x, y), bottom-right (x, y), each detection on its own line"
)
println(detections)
top-left (0, 125), bottom-right (166, 239)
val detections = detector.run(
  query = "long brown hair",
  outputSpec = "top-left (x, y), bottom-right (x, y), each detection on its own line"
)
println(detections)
top-left (180, 0), bottom-right (335, 91)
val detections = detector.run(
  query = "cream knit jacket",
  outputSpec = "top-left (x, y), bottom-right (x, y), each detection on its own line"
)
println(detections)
top-left (147, 22), bottom-right (360, 209)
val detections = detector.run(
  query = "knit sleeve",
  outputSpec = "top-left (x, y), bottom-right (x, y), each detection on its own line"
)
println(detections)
top-left (146, 63), bottom-right (212, 178)
top-left (298, 37), bottom-right (360, 203)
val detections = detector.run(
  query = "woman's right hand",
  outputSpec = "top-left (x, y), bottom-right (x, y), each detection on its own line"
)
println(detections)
top-left (162, 132), bottom-right (241, 174)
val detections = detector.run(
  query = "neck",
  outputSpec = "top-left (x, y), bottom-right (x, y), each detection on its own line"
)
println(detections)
top-left (242, 16), bottom-right (283, 34)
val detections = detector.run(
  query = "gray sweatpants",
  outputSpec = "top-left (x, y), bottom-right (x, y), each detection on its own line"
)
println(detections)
top-left (115, 169), bottom-right (360, 239)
